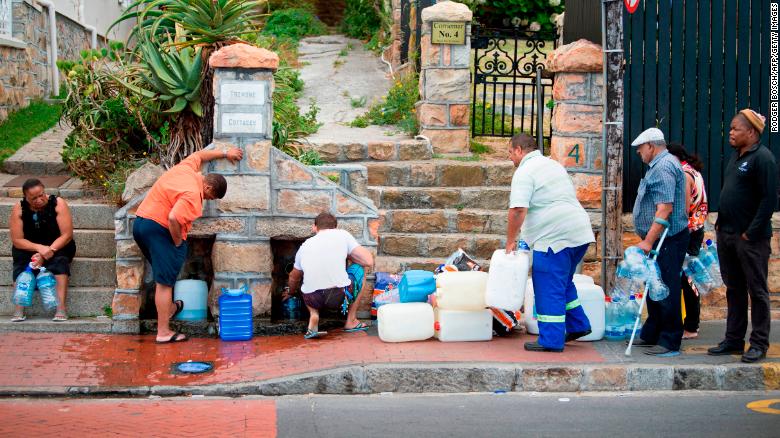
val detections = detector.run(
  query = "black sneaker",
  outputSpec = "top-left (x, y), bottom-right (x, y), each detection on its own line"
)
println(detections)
top-left (524, 341), bottom-right (563, 353)
top-left (741, 346), bottom-right (767, 363)
top-left (707, 341), bottom-right (744, 356)
top-left (626, 338), bottom-right (655, 347)
top-left (565, 330), bottom-right (592, 342)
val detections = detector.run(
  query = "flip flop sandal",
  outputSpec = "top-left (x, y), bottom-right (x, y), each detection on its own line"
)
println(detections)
top-left (171, 300), bottom-right (185, 319)
top-left (11, 314), bottom-right (26, 322)
top-left (155, 332), bottom-right (188, 344)
top-left (304, 329), bottom-right (327, 339)
top-left (52, 313), bottom-right (68, 322)
top-left (344, 321), bottom-right (369, 333)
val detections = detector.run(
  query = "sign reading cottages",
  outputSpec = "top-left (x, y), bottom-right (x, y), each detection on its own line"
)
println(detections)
top-left (0, 0), bottom-right (12, 39)
top-left (217, 80), bottom-right (269, 137)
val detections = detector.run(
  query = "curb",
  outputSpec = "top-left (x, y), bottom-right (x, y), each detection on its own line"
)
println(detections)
top-left (1, 363), bottom-right (778, 397)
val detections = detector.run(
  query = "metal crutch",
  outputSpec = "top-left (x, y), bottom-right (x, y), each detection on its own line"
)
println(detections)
top-left (625, 219), bottom-right (670, 356)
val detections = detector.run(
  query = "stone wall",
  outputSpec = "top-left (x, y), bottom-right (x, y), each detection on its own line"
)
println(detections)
top-left (415, 1), bottom-right (471, 154)
top-left (0, 0), bottom-right (93, 121)
top-left (111, 44), bottom-right (380, 333)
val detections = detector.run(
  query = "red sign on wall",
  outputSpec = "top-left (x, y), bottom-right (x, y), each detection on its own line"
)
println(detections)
top-left (624, 0), bottom-right (641, 14)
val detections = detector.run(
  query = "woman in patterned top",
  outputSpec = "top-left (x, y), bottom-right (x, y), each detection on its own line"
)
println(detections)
top-left (668, 143), bottom-right (709, 339)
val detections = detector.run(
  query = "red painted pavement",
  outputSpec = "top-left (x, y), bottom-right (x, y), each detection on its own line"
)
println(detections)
top-left (0, 331), bottom-right (604, 388)
top-left (0, 398), bottom-right (277, 437)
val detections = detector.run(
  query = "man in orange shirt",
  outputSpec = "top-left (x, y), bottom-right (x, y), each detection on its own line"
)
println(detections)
top-left (134, 147), bottom-right (242, 343)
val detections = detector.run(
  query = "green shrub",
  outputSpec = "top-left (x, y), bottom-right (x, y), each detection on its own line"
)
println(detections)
top-left (341, 0), bottom-right (381, 40)
top-left (471, 101), bottom-right (518, 136)
top-left (350, 73), bottom-right (419, 136)
top-left (272, 67), bottom-right (321, 150)
top-left (262, 8), bottom-right (326, 43)
top-left (0, 101), bottom-right (62, 166)
top-left (474, 0), bottom-right (564, 33)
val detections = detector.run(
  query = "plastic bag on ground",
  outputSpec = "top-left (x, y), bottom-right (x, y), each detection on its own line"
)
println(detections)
top-left (444, 248), bottom-right (482, 272)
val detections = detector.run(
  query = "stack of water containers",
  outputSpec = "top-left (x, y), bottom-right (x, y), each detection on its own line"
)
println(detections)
top-left (682, 239), bottom-right (723, 295)
top-left (377, 270), bottom-right (437, 342)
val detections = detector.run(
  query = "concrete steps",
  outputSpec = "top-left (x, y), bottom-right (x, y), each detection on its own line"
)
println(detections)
top-left (379, 232), bottom-right (504, 259)
top-left (0, 287), bottom-right (114, 317)
top-left (0, 257), bottom-right (116, 288)
top-left (0, 229), bottom-right (116, 258)
top-left (378, 208), bottom-right (508, 234)
top-left (0, 317), bottom-right (112, 333)
top-left (306, 139), bottom-right (433, 163)
top-left (364, 160), bottom-right (514, 187)
top-left (0, 200), bottom-right (115, 229)
top-left (368, 186), bottom-right (511, 210)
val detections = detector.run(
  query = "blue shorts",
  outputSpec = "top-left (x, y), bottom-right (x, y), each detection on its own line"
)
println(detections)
top-left (132, 216), bottom-right (187, 287)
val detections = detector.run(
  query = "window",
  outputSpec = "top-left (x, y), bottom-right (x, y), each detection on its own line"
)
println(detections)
top-left (0, 0), bottom-right (11, 39)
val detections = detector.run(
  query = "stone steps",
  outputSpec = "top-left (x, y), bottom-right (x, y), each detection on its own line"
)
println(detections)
top-left (374, 256), bottom-right (492, 273)
top-left (0, 229), bottom-right (116, 258)
top-left (363, 160), bottom-right (515, 187)
top-left (0, 200), bottom-right (116, 229)
top-left (379, 208), bottom-right (508, 234)
top-left (0, 180), bottom-right (104, 199)
top-left (0, 257), bottom-right (116, 287)
top-left (305, 139), bottom-right (433, 163)
top-left (0, 317), bottom-right (112, 333)
top-left (368, 186), bottom-right (511, 210)
top-left (0, 287), bottom-right (114, 317)
top-left (379, 232), bottom-right (504, 259)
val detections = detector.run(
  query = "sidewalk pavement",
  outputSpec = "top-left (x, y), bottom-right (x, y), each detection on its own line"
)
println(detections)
top-left (0, 321), bottom-right (778, 396)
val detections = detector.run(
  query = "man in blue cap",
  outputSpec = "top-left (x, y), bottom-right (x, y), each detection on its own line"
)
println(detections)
top-left (631, 127), bottom-right (690, 356)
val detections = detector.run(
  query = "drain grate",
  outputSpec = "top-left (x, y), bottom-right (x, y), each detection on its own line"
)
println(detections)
top-left (172, 361), bottom-right (214, 375)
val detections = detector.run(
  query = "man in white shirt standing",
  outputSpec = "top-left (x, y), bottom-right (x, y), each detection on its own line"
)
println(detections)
top-left (505, 134), bottom-right (596, 352)
top-left (283, 212), bottom-right (374, 339)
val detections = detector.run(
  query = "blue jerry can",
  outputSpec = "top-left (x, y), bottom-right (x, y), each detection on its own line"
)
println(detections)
top-left (218, 287), bottom-right (253, 341)
top-left (398, 270), bottom-right (436, 303)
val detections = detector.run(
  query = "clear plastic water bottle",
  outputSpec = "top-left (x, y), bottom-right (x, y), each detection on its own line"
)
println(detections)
top-left (698, 240), bottom-right (723, 288)
top-left (13, 263), bottom-right (36, 307)
top-left (645, 259), bottom-right (670, 301)
top-left (518, 240), bottom-right (530, 252)
top-left (36, 267), bottom-right (59, 311)
top-left (683, 254), bottom-right (714, 295)
top-left (623, 294), bottom-right (640, 339)
top-left (604, 296), bottom-right (625, 341)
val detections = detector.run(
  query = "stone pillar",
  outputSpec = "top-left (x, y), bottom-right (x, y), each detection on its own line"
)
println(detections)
top-left (546, 39), bottom-right (605, 282)
top-left (416, 1), bottom-right (471, 154)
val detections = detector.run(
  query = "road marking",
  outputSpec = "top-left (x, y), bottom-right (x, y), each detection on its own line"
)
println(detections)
top-left (746, 399), bottom-right (780, 415)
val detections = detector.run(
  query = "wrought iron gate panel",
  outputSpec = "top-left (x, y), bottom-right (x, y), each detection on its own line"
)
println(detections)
top-left (471, 25), bottom-right (557, 145)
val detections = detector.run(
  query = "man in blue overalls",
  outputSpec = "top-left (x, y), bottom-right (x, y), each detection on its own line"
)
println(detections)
top-left (505, 134), bottom-right (596, 352)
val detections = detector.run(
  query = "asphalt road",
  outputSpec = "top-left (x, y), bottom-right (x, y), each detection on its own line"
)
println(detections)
top-left (277, 391), bottom-right (780, 438)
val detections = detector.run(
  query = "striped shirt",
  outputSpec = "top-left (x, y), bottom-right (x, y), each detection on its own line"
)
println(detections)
top-left (632, 150), bottom-right (689, 238)
top-left (509, 151), bottom-right (595, 253)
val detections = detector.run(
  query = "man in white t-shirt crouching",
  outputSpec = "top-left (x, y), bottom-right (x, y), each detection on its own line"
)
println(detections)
top-left (283, 212), bottom-right (374, 339)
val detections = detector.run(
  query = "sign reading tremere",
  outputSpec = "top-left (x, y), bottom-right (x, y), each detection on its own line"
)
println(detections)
top-left (220, 82), bottom-right (266, 106)
top-left (431, 21), bottom-right (466, 45)
top-left (218, 81), bottom-right (267, 136)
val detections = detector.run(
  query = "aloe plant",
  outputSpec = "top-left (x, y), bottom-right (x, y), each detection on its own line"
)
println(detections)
top-left (111, 0), bottom-right (265, 47)
top-left (137, 39), bottom-right (204, 116)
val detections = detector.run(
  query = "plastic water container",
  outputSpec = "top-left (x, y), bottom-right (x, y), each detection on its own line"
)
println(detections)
top-left (173, 280), bottom-right (208, 321)
top-left (377, 302), bottom-right (434, 342)
top-left (434, 308), bottom-right (493, 342)
top-left (604, 296), bottom-right (625, 341)
top-left (13, 264), bottom-right (36, 307)
top-left (36, 267), bottom-right (59, 311)
top-left (524, 275), bottom-right (604, 341)
top-left (623, 294), bottom-right (640, 339)
top-left (398, 270), bottom-right (437, 303)
top-left (282, 296), bottom-right (302, 321)
top-left (218, 287), bottom-right (253, 341)
top-left (485, 248), bottom-right (529, 311)
top-left (434, 271), bottom-right (488, 310)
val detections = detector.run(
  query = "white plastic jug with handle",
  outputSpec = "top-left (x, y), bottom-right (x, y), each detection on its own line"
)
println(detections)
top-left (485, 249), bottom-right (529, 311)
top-left (433, 271), bottom-right (488, 310)
top-left (434, 308), bottom-right (493, 342)
top-left (524, 275), bottom-right (605, 341)
top-left (378, 302), bottom-right (435, 342)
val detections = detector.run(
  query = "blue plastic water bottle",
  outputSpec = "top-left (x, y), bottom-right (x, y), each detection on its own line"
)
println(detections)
top-left (698, 240), bottom-right (723, 288)
top-left (13, 264), bottom-right (36, 307)
top-left (36, 267), bottom-right (59, 311)
top-left (282, 296), bottom-right (301, 321)
top-left (683, 254), bottom-right (714, 294)
top-left (623, 295), bottom-right (639, 339)
top-left (218, 287), bottom-right (253, 341)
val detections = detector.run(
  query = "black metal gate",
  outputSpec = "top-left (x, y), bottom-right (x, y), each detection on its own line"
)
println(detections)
top-left (471, 25), bottom-right (557, 145)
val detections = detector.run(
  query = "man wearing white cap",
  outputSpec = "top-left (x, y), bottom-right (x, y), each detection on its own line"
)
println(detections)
top-left (707, 109), bottom-right (777, 363)
top-left (630, 127), bottom-right (690, 356)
